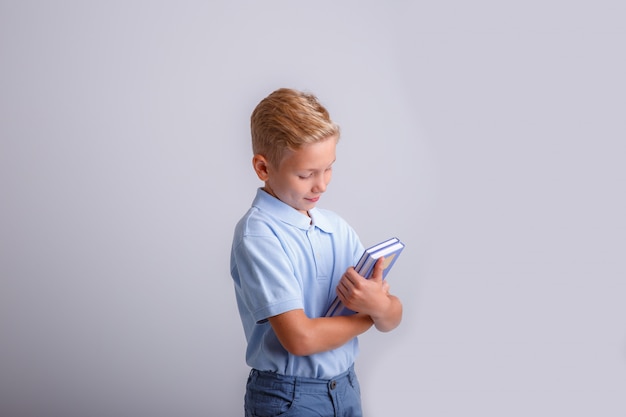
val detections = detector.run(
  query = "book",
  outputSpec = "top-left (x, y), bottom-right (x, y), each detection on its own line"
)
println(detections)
top-left (325, 237), bottom-right (405, 317)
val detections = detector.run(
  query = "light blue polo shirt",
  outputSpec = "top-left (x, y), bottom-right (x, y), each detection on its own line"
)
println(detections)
top-left (230, 188), bottom-right (364, 379)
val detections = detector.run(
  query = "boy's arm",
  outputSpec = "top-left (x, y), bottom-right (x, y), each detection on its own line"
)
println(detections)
top-left (268, 258), bottom-right (402, 357)
top-left (268, 310), bottom-right (373, 357)
top-left (336, 257), bottom-right (403, 332)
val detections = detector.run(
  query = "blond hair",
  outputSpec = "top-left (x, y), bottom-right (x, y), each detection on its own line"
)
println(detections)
top-left (251, 88), bottom-right (340, 167)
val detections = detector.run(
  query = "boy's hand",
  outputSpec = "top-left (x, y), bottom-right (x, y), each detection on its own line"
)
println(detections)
top-left (336, 257), bottom-right (391, 317)
top-left (336, 257), bottom-right (403, 332)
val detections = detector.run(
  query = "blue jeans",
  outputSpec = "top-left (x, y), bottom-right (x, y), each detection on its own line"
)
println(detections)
top-left (244, 366), bottom-right (363, 417)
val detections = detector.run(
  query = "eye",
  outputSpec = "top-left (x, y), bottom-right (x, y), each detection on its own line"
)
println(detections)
top-left (298, 173), bottom-right (313, 179)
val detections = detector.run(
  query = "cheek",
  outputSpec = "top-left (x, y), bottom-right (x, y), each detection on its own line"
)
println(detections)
top-left (285, 178), bottom-right (305, 194)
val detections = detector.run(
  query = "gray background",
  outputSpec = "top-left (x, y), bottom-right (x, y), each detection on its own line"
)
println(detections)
top-left (1, 1), bottom-right (625, 416)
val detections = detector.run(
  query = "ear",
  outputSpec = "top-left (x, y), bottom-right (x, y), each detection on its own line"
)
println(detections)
top-left (252, 154), bottom-right (270, 182)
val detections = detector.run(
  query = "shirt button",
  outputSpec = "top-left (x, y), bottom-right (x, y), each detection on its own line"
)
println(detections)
top-left (330, 380), bottom-right (337, 390)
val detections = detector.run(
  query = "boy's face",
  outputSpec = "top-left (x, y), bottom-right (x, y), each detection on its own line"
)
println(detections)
top-left (254, 136), bottom-right (337, 216)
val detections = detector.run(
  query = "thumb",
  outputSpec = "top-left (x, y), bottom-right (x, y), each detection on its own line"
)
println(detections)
top-left (382, 280), bottom-right (390, 294)
top-left (370, 257), bottom-right (385, 282)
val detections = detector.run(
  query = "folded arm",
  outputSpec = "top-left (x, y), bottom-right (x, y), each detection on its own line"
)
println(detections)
top-left (268, 309), bottom-right (373, 356)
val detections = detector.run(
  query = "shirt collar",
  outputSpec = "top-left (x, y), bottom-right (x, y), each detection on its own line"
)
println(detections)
top-left (252, 188), bottom-right (335, 233)
top-left (308, 208), bottom-right (334, 233)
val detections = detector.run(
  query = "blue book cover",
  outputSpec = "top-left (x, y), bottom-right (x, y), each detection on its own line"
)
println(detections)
top-left (325, 237), bottom-right (405, 317)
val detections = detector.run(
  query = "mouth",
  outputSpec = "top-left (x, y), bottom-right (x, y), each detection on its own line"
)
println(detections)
top-left (306, 196), bottom-right (320, 203)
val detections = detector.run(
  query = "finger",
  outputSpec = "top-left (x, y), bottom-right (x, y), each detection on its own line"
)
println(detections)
top-left (336, 287), bottom-right (347, 304)
top-left (370, 257), bottom-right (385, 282)
top-left (337, 277), bottom-right (351, 295)
top-left (343, 269), bottom-right (362, 286)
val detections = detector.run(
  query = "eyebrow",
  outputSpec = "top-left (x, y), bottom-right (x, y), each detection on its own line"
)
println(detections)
top-left (301, 160), bottom-right (336, 172)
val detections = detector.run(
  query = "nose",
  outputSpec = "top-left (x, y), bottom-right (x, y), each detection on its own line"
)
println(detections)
top-left (312, 175), bottom-right (327, 193)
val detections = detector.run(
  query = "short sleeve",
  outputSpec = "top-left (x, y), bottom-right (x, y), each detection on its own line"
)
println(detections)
top-left (233, 234), bottom-right (304, 323)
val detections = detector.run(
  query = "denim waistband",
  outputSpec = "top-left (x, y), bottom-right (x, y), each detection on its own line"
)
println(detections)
top-left (249, 365), bottom-right (356, 394)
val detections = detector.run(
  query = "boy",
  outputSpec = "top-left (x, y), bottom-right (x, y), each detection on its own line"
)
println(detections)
top-left (230, 88), bottom-right (402, 417)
